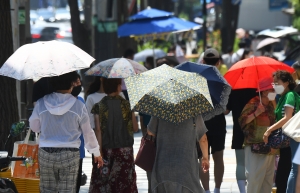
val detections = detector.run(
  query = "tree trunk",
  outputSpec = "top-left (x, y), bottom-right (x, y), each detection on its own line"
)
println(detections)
top-left (117, 0), bottom-right (137, 57)
top-left (148, 0), bottom-right (174, 12)
top-left (68, 0), bottom-right (93, 96)
top-left (221, 0), bottom-right (239, 53)
top-left (0, 0), bottom-right (20, 155)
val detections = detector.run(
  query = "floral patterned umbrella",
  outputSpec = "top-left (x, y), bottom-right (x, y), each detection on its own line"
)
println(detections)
top-left (125, 64), bottom-right (214, 124)
top-left (85, 58), bottom-right (147, 78)
top-left (0, 40), bottom-right (95, 80)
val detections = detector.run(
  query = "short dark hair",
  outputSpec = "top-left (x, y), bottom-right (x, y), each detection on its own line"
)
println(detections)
top-left (227, 46), bottom-right (233, 53)
top-left (203, 58), bottom-right (219, 66)
top-left (103, 78), bottom-right (122, 95)
top-left (273, 70), bottom-right (296, 90)
top-left (50, 71), bottom-right (79, 91)
top-left (123, 48), bottom-right (135, 58)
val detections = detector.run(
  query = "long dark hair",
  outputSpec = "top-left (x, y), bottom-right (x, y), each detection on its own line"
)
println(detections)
top-left (273, 70), bottom-right (296, 90)
top-left (86, 77), bottom-right (101, 96)
top-left (241, 48), bottom-right (252, 60)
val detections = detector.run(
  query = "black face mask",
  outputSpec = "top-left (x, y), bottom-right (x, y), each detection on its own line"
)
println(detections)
top-left (71, 85), bottom-right (82, 97)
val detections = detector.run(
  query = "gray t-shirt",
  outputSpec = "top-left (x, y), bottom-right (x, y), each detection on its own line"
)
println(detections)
top-left (148, 115), bottom-right (207, 193)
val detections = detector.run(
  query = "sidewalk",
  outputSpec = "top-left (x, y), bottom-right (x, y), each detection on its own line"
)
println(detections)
top-left (79, 114), bottom-right (241, 193)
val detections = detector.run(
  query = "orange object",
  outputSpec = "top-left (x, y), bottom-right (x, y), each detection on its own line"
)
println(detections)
top-left (224, 56), bottom-right (294, 90)
top-left (13, 143), bottom-right (39, 179)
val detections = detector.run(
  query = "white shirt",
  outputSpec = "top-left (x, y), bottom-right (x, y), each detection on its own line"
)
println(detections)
top-left (85, 92), bottom-right (125, 129)
top-left (231, 48), bottom-right (244, 64)
top-left (29, 93), bottom-right (100, 156)
top-left (293, 144), bottom-right (300, 165)
top-left (86, 92), bottom-right (106, 129)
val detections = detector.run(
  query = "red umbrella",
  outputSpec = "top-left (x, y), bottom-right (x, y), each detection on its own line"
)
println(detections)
top-left (224, 56), bottom-right (294, 90)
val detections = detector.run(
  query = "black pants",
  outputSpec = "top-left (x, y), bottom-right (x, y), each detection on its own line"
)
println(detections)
top-left (275, 147), bottom-right (291, 193)
top-left (76, 158), bottom-right (83, 193)
top-left (147, 171), bottom-right (151, 193)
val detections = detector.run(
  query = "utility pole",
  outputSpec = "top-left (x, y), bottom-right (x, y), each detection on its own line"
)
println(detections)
top-left (202, 0), bottom-right (207, 51)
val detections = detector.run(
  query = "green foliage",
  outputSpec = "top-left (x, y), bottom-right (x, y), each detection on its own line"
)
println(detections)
top-left (179, 12), bottom-right (189, 20)
top-left (290, 0), bottom-right (300, 30)
top-left (137, 40), bottom-right (172, 53)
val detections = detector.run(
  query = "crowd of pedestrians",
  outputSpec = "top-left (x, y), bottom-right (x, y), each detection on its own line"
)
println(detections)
top-left (26, 43), bottom-right (300, 193)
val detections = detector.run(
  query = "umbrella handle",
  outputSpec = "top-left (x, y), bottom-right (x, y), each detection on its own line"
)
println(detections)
top-left (258, 82), bottom-right (262, 104)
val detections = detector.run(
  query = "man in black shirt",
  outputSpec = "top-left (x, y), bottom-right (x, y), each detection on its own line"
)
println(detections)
top-left (199, 48), bottom-right (225, 193)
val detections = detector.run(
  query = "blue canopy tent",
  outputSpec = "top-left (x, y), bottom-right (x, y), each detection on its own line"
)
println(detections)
top-left (118, 7), bottom-right (201, 66)
top-left (118, 8), bottom-right (201, 38)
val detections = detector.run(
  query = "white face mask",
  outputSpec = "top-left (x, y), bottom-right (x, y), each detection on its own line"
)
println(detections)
top-left (273, 85), bottom-right (285, 94)
top-left (267, 92), bottom-right (277, 100)
top-left (296, 79), bottom-right (300, 84)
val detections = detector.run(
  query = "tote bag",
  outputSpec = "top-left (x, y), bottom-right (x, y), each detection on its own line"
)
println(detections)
top-left (283, 110), bottom-right (300, 142)
top-left (11, 129), bottom-right (40, 179)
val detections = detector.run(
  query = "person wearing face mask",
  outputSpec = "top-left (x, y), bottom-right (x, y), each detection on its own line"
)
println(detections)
top-left (263, 70), bottom-right (300, 193)
top-left (238, 77), bottom-right (277, 193)
top-left (29, 71), bottom-right (103, 193)
top-left (32, 73), bottom-right (87, 193)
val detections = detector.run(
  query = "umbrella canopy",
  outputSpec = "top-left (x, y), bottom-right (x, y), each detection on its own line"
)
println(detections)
top-left (224, 56), bottom-right (294, 90)
top-left (0, 40), bottom-right (95, 80)
top-left (85, 58), bottom-right (147, 78)
top-left (118, 15), bottom-right (200, 38)
top-left (125, 64), bottom-right (213, 124)
top-left (129, 7), bottom-right (173, 20)
top-left (134, 49), bottom-right (166, 62)
top-left (175, 62), bottom-right (231, 121)
top-left (257, 26), bottom-right (298, 38)
top-left (256, 38), bottom-right (280, 50)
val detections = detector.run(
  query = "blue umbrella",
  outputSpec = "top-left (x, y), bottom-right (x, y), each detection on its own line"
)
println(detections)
top-left (175, 62), bottom-right (231, 121)
top-left (118, 11), bottom-right (200, 37)
top-left (129, 8), bottom-right (173, 20)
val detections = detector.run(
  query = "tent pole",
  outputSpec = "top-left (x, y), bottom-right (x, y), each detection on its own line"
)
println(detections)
top-left (153, 39), bottom-right (156, 67)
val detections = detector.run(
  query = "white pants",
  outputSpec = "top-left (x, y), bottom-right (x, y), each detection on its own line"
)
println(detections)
top-left (245, 146), bottom-right (275, 193)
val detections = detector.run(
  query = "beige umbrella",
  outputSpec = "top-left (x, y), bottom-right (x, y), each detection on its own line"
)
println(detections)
top-left (0, 40), bottom-right (95, 80)
top-left (256, 38), bottom-right (280, 50)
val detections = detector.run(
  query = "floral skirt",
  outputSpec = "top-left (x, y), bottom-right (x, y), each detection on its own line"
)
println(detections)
top-left (89, 147), bottom-right (138, 193)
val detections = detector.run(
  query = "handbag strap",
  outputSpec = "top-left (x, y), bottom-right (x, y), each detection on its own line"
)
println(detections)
top-left (193, 117), bottom-right (196, 130)
top-left (23, 129), bottom-right (32, 144)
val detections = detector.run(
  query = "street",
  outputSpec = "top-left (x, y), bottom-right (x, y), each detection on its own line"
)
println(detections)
top-left (79, 114), bottom-right (241, 193)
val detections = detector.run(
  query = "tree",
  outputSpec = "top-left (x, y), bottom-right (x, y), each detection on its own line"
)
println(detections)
top-left (68, 0), bottom-right (93, 94)
top-left (148, 0), bottom-right (174, 12)
top-left (291, 0), bottom-right (300, 30)
top-left (0, 0), bottom-right (20, 155)
top-left (221, 0), bottom-right (239, 53)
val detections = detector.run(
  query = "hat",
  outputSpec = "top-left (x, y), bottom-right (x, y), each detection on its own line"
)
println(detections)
top-left (257, 77), bottom-right (273, 92)
top-left (203, 48), bottom-right (219, 59)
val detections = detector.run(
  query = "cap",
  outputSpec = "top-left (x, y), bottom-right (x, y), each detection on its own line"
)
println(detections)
top-left (203, 48), bottom-right (219, 59)
top-left (257, 77), bottom-right (274, 92)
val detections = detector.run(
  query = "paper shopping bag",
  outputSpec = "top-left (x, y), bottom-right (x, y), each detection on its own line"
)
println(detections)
top-left (11, 129), bottom-right (40, 179)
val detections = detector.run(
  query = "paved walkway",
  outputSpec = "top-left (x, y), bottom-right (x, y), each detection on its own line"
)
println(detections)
top-left (79, 114), bottom-right (241, 193)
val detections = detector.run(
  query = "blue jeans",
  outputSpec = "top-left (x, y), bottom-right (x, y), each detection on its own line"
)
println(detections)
top-left (287, 139), bottom-right (300, 193)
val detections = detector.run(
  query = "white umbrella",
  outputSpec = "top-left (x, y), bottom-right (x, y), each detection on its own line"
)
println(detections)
top-left (256, 38), bottom-right (280, 50)
top-left (134, 49), bottom-right (166, 62)
top-left (0, 40), bottom-right (95, 80)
